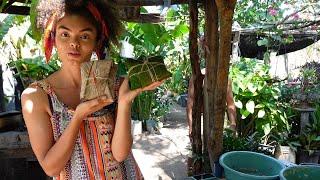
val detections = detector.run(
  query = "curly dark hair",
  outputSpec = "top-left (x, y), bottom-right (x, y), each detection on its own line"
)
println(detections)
top-left (31, 0), bottom-right (123, 49)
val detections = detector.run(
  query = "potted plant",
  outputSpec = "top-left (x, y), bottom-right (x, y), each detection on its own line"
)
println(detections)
top-left (291, 67), bottom-right (320, 109)
top-left (273, 130), bottom-right (300, 163)
top-left (297, 109), bottom-right (320, 163)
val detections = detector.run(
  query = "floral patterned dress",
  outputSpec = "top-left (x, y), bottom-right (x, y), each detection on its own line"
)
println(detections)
top-left (30, 78), bottom-right (143, 180)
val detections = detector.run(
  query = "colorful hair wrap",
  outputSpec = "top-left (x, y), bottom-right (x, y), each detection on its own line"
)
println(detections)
top-left (87, 1), bottom-right (109, 60)
top-left (43, 2), bottom-right (109, 63)
top-left (43, 13), bottom-right (57, 63)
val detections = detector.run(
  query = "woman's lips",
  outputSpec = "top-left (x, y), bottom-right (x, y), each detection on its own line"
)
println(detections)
top-left (68, 52), bottom-right (81, 58)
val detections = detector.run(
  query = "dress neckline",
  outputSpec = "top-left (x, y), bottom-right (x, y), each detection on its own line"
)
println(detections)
top-left (41, 80), bottom-right (76, 113)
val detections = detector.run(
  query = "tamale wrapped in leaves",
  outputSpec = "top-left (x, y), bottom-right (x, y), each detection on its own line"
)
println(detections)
top-left (80, 60), bottom-right (117, 101)
top-left (125, 56), bottom-right (172, 90)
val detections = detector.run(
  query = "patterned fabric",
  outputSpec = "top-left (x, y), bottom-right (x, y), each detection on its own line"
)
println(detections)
top-left (30, 77), bottom-right (143, 180)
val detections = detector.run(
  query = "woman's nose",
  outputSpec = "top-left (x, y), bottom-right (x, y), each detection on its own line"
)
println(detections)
top-left (70, 40), bottom-right (80, 48)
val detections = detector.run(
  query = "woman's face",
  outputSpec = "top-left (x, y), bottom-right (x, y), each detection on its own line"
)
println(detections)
top-left (55, 14), bottom-right (97, 64)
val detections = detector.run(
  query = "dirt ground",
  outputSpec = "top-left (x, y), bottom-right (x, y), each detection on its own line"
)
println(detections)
top-left (132, 102), bottom-right (190, 180)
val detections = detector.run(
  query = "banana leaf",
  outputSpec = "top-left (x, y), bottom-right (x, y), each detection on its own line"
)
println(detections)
top-left (125, 56), bottom-right (171, 90)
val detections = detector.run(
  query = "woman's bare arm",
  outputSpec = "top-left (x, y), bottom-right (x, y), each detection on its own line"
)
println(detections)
top-left (22, 86), bottom-right (112, 176)
top-left (111, 78), bottom-right (163, 162)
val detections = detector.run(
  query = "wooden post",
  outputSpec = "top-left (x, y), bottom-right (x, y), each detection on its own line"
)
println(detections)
top-left (210, 0), bottom-right (237, 166)
top-left (203, 0), bottom-right (219, 172)
top-left (189, 0), bottom-right (203, 175)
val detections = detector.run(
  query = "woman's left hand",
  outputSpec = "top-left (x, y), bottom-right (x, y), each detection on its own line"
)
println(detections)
top-left (118, 78), bottom-right (165, 105)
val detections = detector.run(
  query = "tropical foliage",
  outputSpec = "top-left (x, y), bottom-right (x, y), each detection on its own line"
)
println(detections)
top-left (230, 58), bottom-right (290, 142)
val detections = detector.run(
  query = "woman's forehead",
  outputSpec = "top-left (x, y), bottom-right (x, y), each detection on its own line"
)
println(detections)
top-left (56, 14), bottom-right (97, 32)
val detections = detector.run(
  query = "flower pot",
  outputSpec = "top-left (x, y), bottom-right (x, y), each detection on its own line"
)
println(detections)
top-left (275, 145), bottom-right (296, 163)
top-left (280, 165), bottom-right (320, 180)
top-left (213, 161), bottom-right (223, 178)
top-left (131, 120), bottom-right (142, 136)
top-left (219, 151), bottom-right (285, 180)
top-left (297, 150), bottom-right (320, 164)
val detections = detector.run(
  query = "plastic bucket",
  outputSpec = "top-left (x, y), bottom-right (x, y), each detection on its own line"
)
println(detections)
top-left (219, 151), bottom-right (285, 180)
top-left (280, 165), bottom-right (320, 180)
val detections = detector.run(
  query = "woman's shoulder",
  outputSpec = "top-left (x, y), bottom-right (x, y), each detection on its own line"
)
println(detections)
top-left (21, 73), bottom-right (56, 102)
top-left (22, 80), bottom-right (49, 102)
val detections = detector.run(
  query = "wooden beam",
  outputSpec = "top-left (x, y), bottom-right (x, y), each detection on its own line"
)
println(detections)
top-left (2, 5), bottom-right (30, 15)
top-left (114, 0), bottom-right (200, 6)
top-left (0, 0), bottom-right (200, 7)
top-left (1, 5), bottom-right (163, 23)
top-left (121, 13), bottom-right (163, 23)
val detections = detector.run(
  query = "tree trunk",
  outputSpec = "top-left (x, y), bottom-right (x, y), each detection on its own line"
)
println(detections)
top-left (204, 0), bottom-right (219, 173)
top-left (189, 0), bottom-right (203, 175)
top-left (210, 0), bottom-right (237, 164)
top-left (0, 64), bottom-right (5, 112)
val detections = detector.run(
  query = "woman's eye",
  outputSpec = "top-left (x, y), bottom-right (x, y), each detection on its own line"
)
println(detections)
top-left (80, 35), bottom-right (89, 40)
top-left (61, 32), bottom-right (69, 37)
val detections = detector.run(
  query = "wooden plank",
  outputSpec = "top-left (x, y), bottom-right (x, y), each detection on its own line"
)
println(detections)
top-left (0, 131), bottom-right (35, 159)
top-left (0, 148), bottom-right (35, 159)
top-left (0, 131), bottom-right (31, 149)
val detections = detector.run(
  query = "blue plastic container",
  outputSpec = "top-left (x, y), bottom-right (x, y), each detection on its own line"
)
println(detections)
top-left (219, 151), bottom-right (285, 180)
top-left (280, 165), bottom-right (320, 180)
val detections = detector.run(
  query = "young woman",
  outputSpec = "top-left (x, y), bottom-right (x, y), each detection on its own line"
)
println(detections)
top-left (22, 1), bottom-right (161, 179)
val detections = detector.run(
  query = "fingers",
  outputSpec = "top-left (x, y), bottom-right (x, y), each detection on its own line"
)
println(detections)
top-left (142, 79), bottom-right (165, 91)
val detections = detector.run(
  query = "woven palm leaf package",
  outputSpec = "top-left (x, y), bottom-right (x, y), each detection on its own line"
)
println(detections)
top-left (125, 56), bottom-right (172, 90)
top-left (80, 60), bottom-right (117, 102)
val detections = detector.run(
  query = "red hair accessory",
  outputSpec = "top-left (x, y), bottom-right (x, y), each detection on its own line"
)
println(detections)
top-left (87, 2), bottom-right (109, 59)
top-left (43, 13), bottom-right (57, 63)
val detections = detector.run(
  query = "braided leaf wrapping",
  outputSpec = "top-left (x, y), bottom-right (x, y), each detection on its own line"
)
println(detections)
top-left (125, 56), bottom-right (171, 90)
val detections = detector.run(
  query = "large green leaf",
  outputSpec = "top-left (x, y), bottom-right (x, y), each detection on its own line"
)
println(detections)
top-left (172, 24), bottom-right (189, 38)
top-left (246, 100), bottom-right (255, 114)
top-left (240, 109), bottom-right (250, 119)
top-left (0, 15), bottom-right (14, 42)
top-left (257, 109), bottom-right (266, 118)
top-left (235, 100), bottom-right (243, 109)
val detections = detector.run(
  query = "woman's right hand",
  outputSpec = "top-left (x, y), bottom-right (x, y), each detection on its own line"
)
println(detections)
top-left (74, 96), bottom-right (114, 120)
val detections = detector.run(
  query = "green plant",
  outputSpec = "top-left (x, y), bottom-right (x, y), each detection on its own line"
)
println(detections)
top-left (223, 130), bottom-right (272, 155)
top-left (131, 91), bottom-right (154, 122)
top-left (271, 129), bottom-right (301, 152)
top-left (8, 57), bottom-right (60, 88)
top-left (151, 86), bottom-right (173, 121)
top-left (290, 67), bottom-right (320, 108)
top-left (297, 106), bottom-right (320, 155)
top-left (230, 58), bottom-right (289, 141)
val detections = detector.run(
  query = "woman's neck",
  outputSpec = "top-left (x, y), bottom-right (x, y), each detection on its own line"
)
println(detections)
top-left (57, 62), bottom-right (82, 89)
